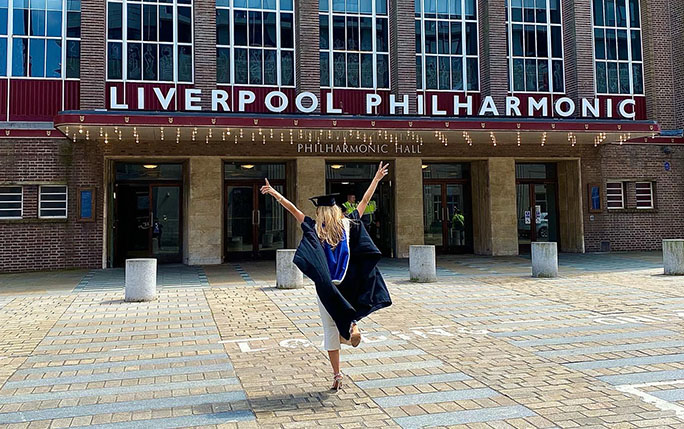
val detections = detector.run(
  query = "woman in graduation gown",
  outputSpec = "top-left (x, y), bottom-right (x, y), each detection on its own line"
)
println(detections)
top-left (260, 162), bottom-right (392, 391)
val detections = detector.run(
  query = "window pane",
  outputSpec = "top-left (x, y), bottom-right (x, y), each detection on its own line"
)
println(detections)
top-left (450, 21), bottom-right (461, 54)
top-left (376, 17), bottom-right (388, 51)
top-left (159, 6), bottom-right (173, 42)
top-left (416, 56), bottom-right (422, 89)
top-left (333, 15), bottom-right (344, 49)
top-left (127, 4), bottom-right (141, 40)
top-left (437, 0), bottom-right (447, 16)
top-left (629, 0), bottom-right (639, 26)
top-left (616, 0), bottom-right (626, 26)
top-left (235, 48), bottom-right (248, 83)
top-left (107, 41), bottom-right (122, 79)
top-left (347, 52), bottom-right (359, 86)
top-left (552, 59), bottom-right (563, 92)
top-left (424, 20), bottom-right (436, 53)
top-left (159, 44), bottom-right (173, 81)
top-left (248, 11), bottom-right (262, 46)
top-left (127, 43), bottom-right (141, 79)
top-left (536, 0), bottom-right (546, 23)
top-left (607, 61), bottom-right (618, 93)
top-left (632, 63), bottom-right (643, 94)
top-left (0, 38), bottom-right (6, 76)
top-left (320, 51), bottom-right (329, 86)
top-left (248, 49), bottom-right (262, 84)
top-left (0, 9), bottom-right (8, 36)
top-left (108, 3), bottom-right (122, 39)
top-left (596, 61), bottom-right (607, 93)
top-left (425, 0), bottom-right (435, 14)
top-left (550, 0), bottom-right (560, 23)
top-left (450, 57), bottom-right (462, 90)
top-left (467, 57), bottom-right (478, 90)
top-left (333, 0), bottom-right (345, 12)
top-left (465, 22), bottom-right (476, 55)
top-left (360, 0), bottom-right (371, 14)
top-left (593, 0), bottom-right (604, 26)
top-left (606, 29), bottom-right (616, 59)
top-left (347, 0), bottom-right (358, 13)
top-left (30, 9), bottom-right (45, 36)
top-left (142, 5), bottom-right (156, 41)
top-left (264, 0), bottom-right (276, 10)
top-left (264, 12), bottom-right (276, 47)
top-left (46, 38), bottom-right (61, 77)
top-left (217, 9), bottom-right (230, 45)
top-left (435, 20), bottom-right (446, 54)
top-left (143, 43), bottom-right (157, 80)
top-left (360, 17), bottom-right (372, 51)
top-left (347, 16), bottom-right (358, 50)
top-left (28, 38), bottom-right (45, 76)
top-left (46, 10), bottom-right (61, 37)
top-left (425, 55), bottom-right (437, 89)
top-left (281, 13), bottom-right (293, 48)
top-left (512, 24), bottom-right (523, 56)
top-left (177, 6), bottom-right (191, 44)
top-left (464, 0), bottom-right (475, 19)
top-left (525, 25), bottom-right (535, 56)
top-left (217, 47), bottom-right (230, 83)
top-left (264, 49), bottom-right (277, 85)
top-left (66, 11), bottom-right (79, 37)
top-left (13, 9), bottom-right (28, 36)
top-left (177, 45), bottom-right (192, 82)
top-left (551, 26), bottom-right (562, 58)
top-left (631, 30), bottom-right (641, 61)
top-left (249, 0), bottom-right (261, 8)
top-left (594, 28), bottom-right (605, 59)
top-left (333, 51), bottom-right (345, 86)
top-left (282, 0), bottom-right (293, 10)
top-left (319, 0), bottom-right (328, 12)
top-left (415, 20), bottom-right (421, 53)
top-left (362, 54), bottom-right (375, 87)
top-left (320, 15), bottom-right (329, 49)
top-left (537, 60), bottom-right (548, 91)
top-left (234, 11), bottom-right (247, 45)
top-left (513, 58), bottom-right (524, 90)
top-left (618, 62), bottom-right (629, 93)
top-left (617, 29), bottom-right (628, 60)
top-left (525, 58), bottom-right (537, 91)
top-left (536, 26), bottom-right (547, 57)
top-left (376, 0), bottom-right (387, 15)
top-left (438, 56), bottom-right (449, 89)
top-left (605, 0), bottom-right (615, 26)
top-left (449, 0), bottom-right (460, 18)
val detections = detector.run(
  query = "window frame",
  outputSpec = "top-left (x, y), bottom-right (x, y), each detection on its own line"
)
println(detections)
top-left (635, 181), bottom-right (654, 209)
top-left (319, 0), bottom-right (390, 90)
top-left (414, 0), bottom-right (480, 92)
top-left (605, 181), bottom-right (625, 210)
top-left (590, 0), bottom-right (644, 95)
top-left (38, 184), bottom-right (68, 219)
top-left (3, 0), bottom-right (81, 79)
top-left (506, 0), bottom-right (565, 94)
top-left (216, 0), bottom-right (296, 87)
top-left (0, 186), bottom-right (23, 220)
top-left (105, 0), bottom-right (195, 84)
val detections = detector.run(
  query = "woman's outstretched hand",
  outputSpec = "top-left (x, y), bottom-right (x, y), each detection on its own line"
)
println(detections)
top-left (260, 178), bottom-right (276, 197)
top-left (373, 161), bottom-right (389, 182)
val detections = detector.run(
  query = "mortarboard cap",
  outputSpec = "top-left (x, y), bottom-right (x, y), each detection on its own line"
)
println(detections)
top-left (309, 194), bottom-right (340, 207)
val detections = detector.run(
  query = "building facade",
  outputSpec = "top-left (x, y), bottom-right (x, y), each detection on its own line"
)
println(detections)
top-left (0, 0), bottom-right (683, 272)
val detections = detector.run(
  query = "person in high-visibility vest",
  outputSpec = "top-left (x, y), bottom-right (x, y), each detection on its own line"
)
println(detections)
top-left (343, 194), bottom-right (377, 220)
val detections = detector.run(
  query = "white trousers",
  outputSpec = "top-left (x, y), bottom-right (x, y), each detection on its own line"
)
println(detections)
top-left (317, 295), bottom-right (341, 351)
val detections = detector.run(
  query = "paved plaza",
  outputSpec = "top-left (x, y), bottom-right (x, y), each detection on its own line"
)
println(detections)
top-left (0, 252), bottom-right (683, 428)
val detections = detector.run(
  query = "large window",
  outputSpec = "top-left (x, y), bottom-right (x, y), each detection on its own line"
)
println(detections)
top-left (39, 185), bottom-right (67, 218)
top-left (0, 186), bottom-right (22, 219)
top-left (216, 0), bottom-right (294, 86)
top-left (415, 0), bottom-right (478, 91)
top-left (107, 0), bottom-right (193, 83)
top-left (592, 0), bottom-right (643, 94)
top-left (506, 0), bottom-right (563, 93)
top-left (319, 0), bottom-right (389, 89)
top-left (0, 0), bottom-right (80, 78)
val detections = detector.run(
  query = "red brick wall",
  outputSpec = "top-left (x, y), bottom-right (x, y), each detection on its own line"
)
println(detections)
top-left (0, 138), bottom-right (103, 272)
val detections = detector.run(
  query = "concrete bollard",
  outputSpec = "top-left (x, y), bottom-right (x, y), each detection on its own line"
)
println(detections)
top-left (125, 258), bottom-right (157, 302)
top-left (276, 249), bottom-right (304, 289)
top-left (663, 239), bottom-right (684, 275)
top-left (531, 242), bottom-right (558, 278)
top-left (409, 245), bottom-right (437, 283)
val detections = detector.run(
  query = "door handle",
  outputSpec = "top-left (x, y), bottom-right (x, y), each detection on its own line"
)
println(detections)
top-left (256, 210), bottom-right (261, 225)
top-left (252, 209), bottom-right (256, 225)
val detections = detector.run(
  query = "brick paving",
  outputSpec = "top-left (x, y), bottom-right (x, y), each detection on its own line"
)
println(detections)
top-left (0, 253), bottom-right (683, 428)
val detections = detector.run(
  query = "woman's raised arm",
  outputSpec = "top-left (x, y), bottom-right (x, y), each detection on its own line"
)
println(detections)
top-left (260, 178), bottom-right (306, 224)
top-left (356, 161), bottom-right (389, 215)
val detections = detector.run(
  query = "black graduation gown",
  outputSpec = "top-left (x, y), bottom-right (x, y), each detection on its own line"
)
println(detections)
top-left (293, 209), bottom-right (392, 340)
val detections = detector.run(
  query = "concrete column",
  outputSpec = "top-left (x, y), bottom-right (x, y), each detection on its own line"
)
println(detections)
top-left (293, 158), bottom-right (326, 243)
top-left (663, 240), bottom-right (684, 275)
top-left (125, 259), bottom-right (157, 302)
top-left (531, 242), bottom-right (559, 278)
top-left (409, 245), bottom-right (437, 282)
top-left (394, 158), bottom-right (424, 258)
top-left (557, 160), bottom-right (585, 253)
top-left (276, 249), bottom-right (304, 288)
top-left (186, 157), bottom-right (223, 265)
top-left (473, 158), bottom-right (518, 256)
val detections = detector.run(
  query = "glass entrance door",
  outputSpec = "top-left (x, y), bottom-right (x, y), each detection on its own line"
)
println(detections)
top-left (516, 183), bottom-right (559, 252)
top-left (114, 183), bottom-right (182, 265)
top-left (423, 182), bottom-right (472, 253)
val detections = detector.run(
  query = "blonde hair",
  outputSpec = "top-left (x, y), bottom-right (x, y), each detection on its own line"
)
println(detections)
top-left (315, 205), bottom-right (345, 248)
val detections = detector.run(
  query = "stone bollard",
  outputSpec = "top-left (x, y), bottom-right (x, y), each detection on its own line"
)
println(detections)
top-left (276, 249), bottom-right (304, 289)
top-left (409, 245), bottom-right (437, 283)
top-left (531, 242), bottom-right (558, 278)
top-left (663, 239), bottom-right (684, 275)
top-left (125, 258), bottom-right (157, 302)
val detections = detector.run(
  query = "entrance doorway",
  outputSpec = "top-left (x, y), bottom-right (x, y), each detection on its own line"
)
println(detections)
top-left (224, 163), bottom-right (287, 259)
top-left (113, 163), bottom-right (183, 266)
top-left (516, 163), bottom-right (559, 253)
top-left (326, 162), bottom-right (394, 257)
top-left (422, 163), bottom-right (473, 253)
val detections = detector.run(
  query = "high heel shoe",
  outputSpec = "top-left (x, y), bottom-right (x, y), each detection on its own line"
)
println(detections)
top-left (331, 372), bottom-right (343, 391)
top-left (350, 323), bottom-right (361, 347)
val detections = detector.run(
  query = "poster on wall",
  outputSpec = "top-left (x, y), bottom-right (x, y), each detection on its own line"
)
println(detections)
top-left (78, 188), bottom-right (95, 221)
top-left (587, 183), bottom-right (601, 213)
